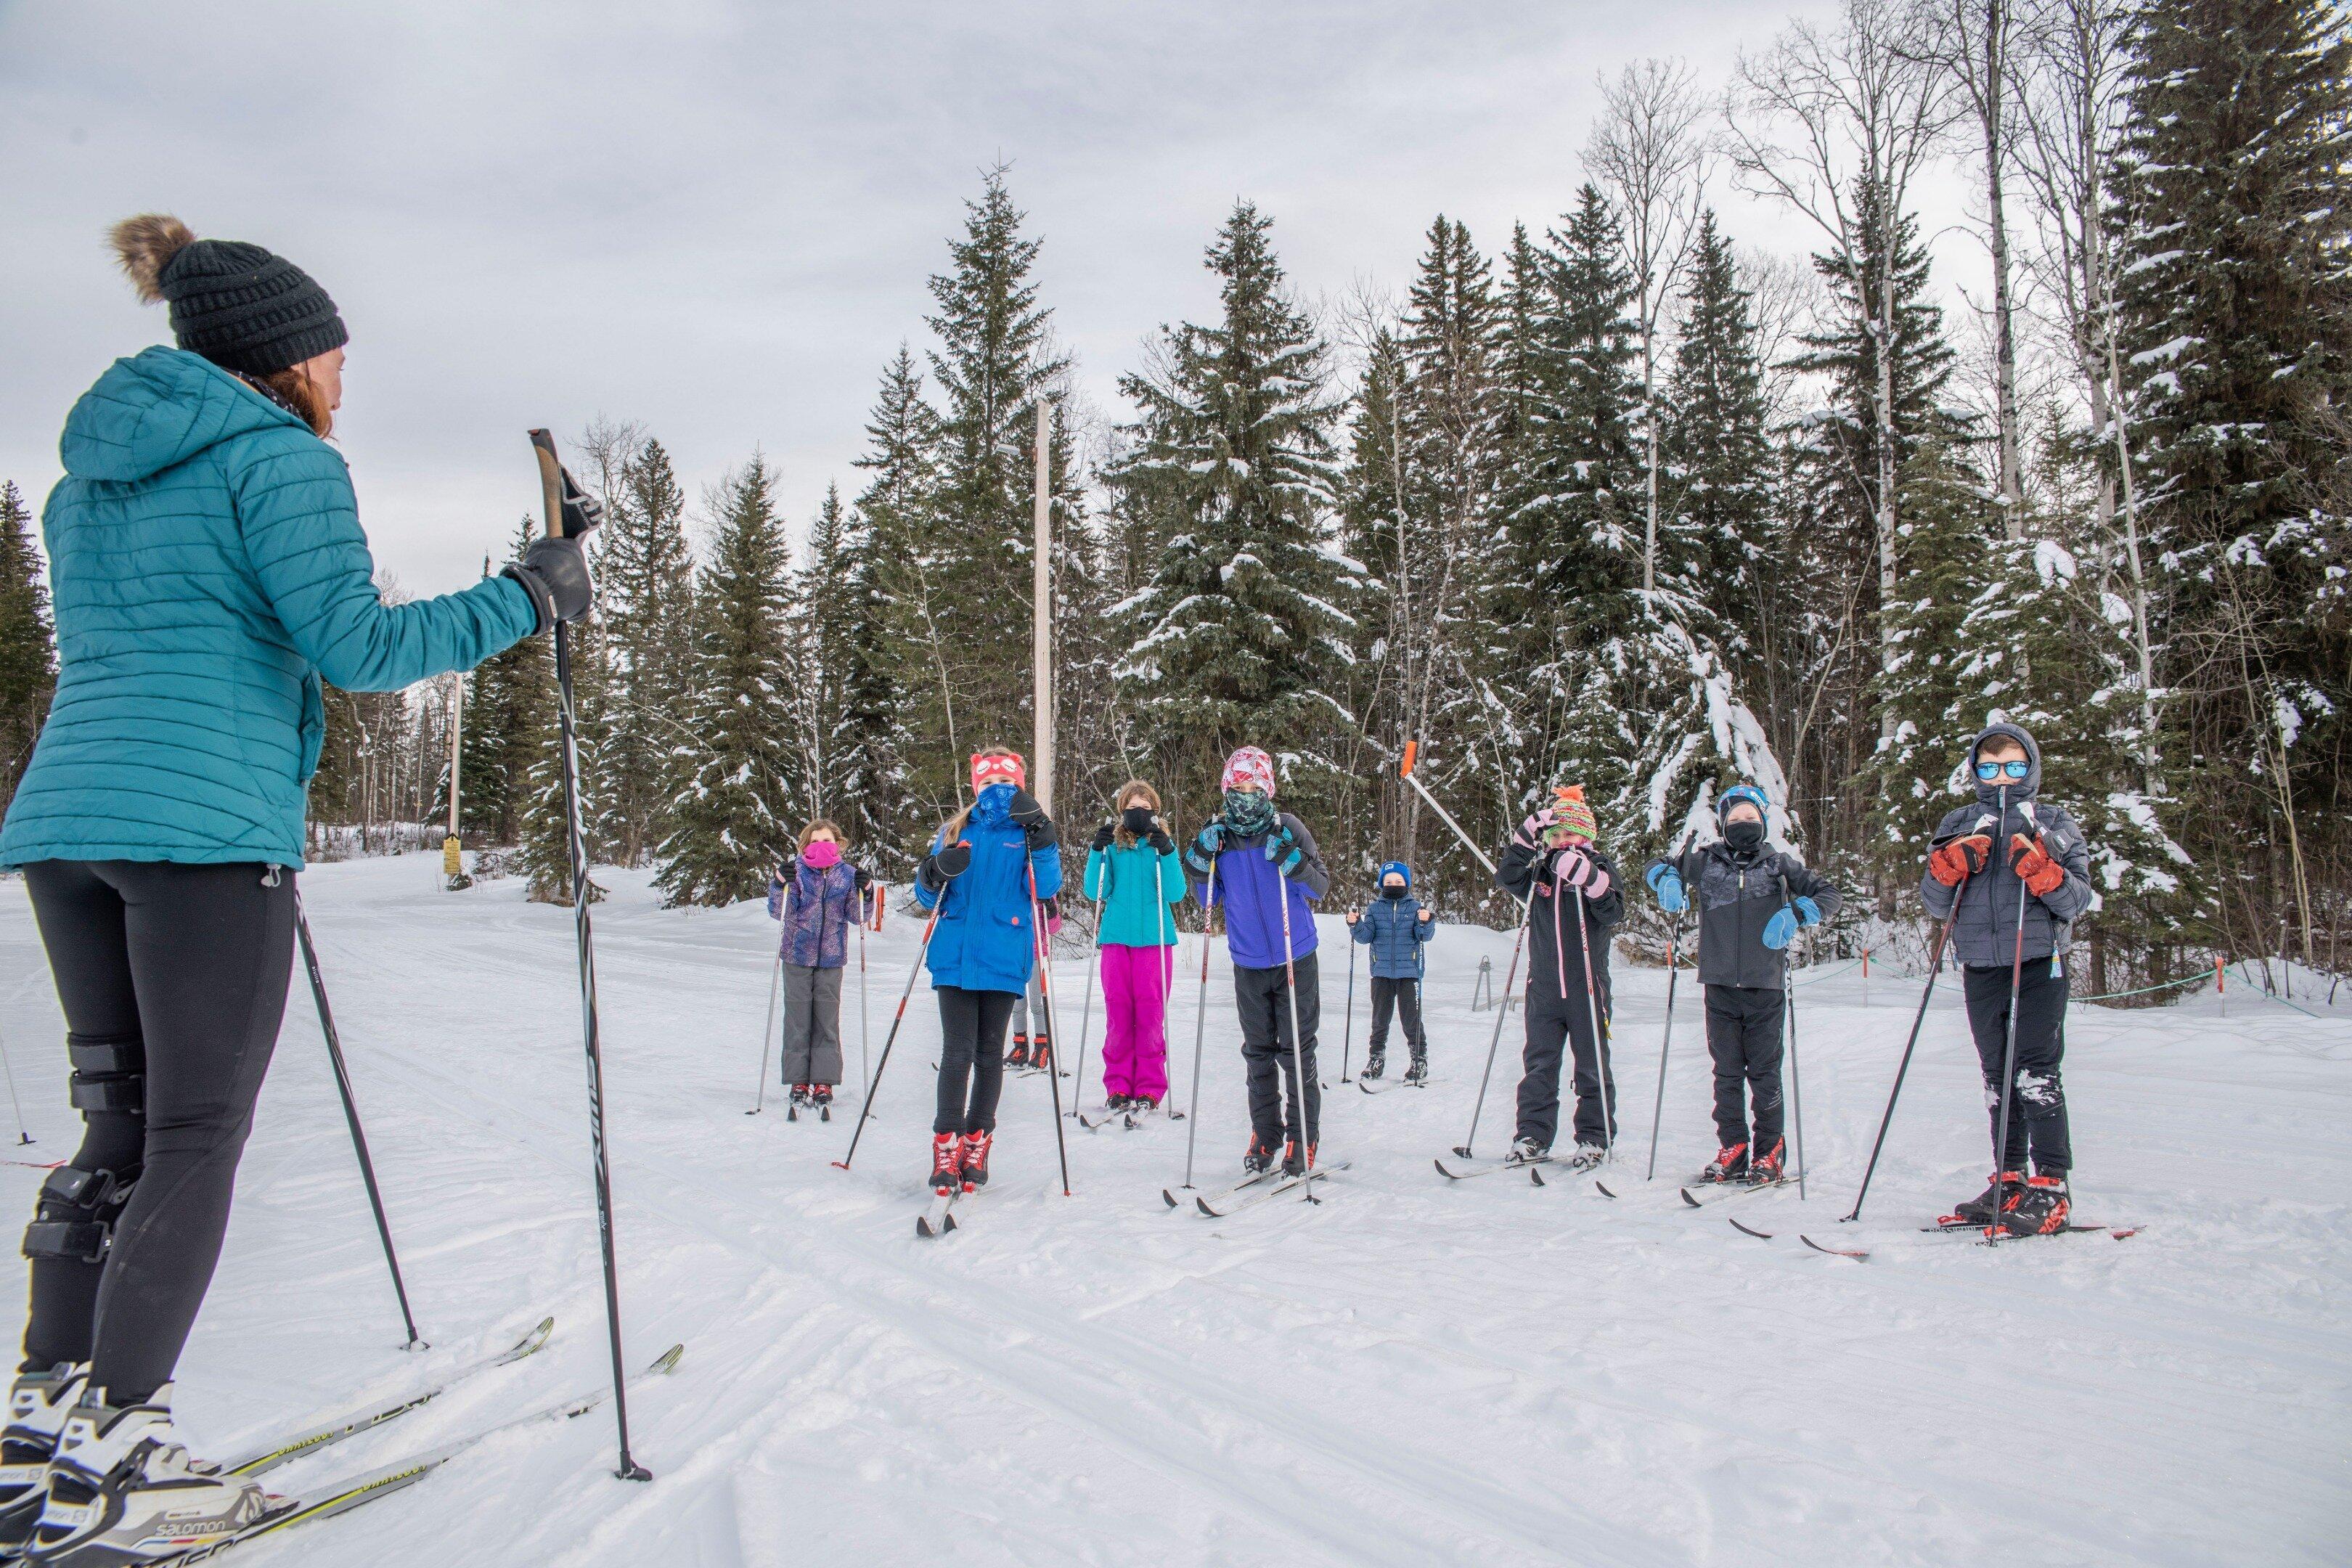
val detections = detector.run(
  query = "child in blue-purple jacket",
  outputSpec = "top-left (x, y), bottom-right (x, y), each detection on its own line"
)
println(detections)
top-left (767, 819), bottom-right (878, 1114)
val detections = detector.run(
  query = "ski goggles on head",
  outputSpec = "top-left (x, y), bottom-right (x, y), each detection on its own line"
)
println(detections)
top-left (1975, 760), bottom-right (2030, 781)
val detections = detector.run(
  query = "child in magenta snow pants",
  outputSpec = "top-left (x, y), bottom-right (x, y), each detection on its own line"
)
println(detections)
top-left (1098, 944), bottom-right (1175, 1103)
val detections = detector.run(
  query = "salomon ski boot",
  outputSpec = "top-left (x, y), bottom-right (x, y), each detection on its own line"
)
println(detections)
top-left (1565, 1143), bottom-right (1608, 1172)
top-left (1241, 1136), bottom-right (1276, 1177)
top-left (1281, 1139), bottom-right (1317, 1177)
top-left (1697, 1142), bottom-right (1749, 1184)
top-left (0, 1364), bottom-right (84, 1551)
top-left (1029, 1037), bottom-right (1053, 1074)
top-left (931, 1132), bottom-right (965, 1195)
top-left (31, 1386), bottom-right (287, 1562)
top-left (1403, 1051), bottom-right (1428, 1084)
top-left (1995, 1174), bottom-right (2070, 1237)
top-left (1360, 1050), bottom-right (1385, 1081)
top-left (789, 1085), bottom-right (812, 1113)
top-left (1946, 1170), bottom-right (2026, 1227)
top-left (1507, 1135), bottom-right (1549, 1166)
top-left (1748, 1137), bottom-right (1787, 1185)
top-left (959, 1130), bottom-right (993, 1191)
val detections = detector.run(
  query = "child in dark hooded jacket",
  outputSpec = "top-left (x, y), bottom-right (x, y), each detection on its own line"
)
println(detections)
top-left (1347, 861), bottom-right (1434, 1082)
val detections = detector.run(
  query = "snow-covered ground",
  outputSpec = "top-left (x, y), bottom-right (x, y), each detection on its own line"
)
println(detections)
top-left (1, 857), bottom-right (2345, 1567)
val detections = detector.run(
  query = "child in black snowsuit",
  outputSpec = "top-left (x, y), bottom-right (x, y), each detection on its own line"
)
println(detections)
top-left (1642, 784), bottom-right (1842, 1185)
top-left (1346, 860), bottom-right (1435, 1082)
top-left (1495, 785), bottom-right (1625, 1169)
top-left (1919, 722), bottom-right (2094, 1236)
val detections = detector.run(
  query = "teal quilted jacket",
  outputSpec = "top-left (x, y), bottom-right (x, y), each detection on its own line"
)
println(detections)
top-left (0, 348), bottom-right (538, 868)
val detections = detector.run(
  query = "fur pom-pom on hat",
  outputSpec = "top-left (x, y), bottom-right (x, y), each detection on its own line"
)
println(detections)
top-left (110, 213), bottom-right (198, 305)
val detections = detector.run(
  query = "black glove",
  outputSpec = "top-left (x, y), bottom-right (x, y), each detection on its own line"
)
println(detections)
top-left (1090, 821), bottom-right (1116, 852)
top-left (503, 536), bottom-right (594, 633)
top-left (853, 865), bottom-right (873, 891)
top-left (919, 842), bottom-right (971, 892)
top-left (1007, 788), bottom-right (1056, 850)
top-left (1148, 825), bottom-right (1175, 855)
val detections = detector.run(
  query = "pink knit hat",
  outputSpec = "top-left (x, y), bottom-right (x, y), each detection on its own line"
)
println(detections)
top-left (1221, 746), bottom-right (1276, 797)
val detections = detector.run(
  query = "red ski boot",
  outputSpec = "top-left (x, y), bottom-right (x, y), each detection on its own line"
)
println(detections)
top-left (930, 1132), bottom-right (965, 1195)
top-left (1697, 1142), bottom-right (1748, 1184)
top-left (1748, 1137), bottom-right (1787, 1185)
top-left (960, 1130), bottom-right (994, 1191)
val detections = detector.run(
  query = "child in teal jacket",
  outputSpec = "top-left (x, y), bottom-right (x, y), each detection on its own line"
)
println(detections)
top-left (1081, 780), bottom-right (1188, 1108)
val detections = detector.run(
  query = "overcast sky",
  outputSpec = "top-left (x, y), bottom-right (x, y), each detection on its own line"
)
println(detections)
top-left (1, 0), bottom-right (1911, 598)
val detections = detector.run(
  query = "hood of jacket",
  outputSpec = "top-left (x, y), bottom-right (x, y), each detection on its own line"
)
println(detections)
top-left (60, 347), bottom-right (301, 484)
top-left (1967, 722), bottom-right (2043, 808)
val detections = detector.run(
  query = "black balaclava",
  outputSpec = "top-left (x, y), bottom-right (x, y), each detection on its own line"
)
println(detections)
top-left (1723, 819), bottom-right (1765, 851)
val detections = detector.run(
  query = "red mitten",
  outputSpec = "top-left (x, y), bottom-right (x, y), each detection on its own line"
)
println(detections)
top-left (1927, 835), bottom-right (1992, 888)
top-left (2009, 833), bottom-right (2065, 898)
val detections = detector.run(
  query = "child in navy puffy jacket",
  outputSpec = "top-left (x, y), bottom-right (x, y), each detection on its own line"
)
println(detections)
top-left (1347, 861), bottom-right (1434, 1082)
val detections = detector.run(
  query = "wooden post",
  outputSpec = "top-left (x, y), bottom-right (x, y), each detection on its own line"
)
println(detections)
top-left (1033, 397), bottom-right (1053, 813)
top-left (442, 673), bottom-right (467, 889)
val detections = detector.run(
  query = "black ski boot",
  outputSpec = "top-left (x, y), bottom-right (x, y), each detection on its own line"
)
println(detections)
top-left (1008, 1034), bottom-right (1032, 1070)
top-left (1696, 1142), bottom-right (1748, 1184)
top-left (1747, 1136), bottom-right (1787, 1185)
top-left (1361, 1050), bottom-right (1385, 1081)
top-left (1241, 1136), bottom-right (1276, 1177)
top-left (1945, 1170), bottom-right (2026, 1228)
top-left (1403, 1051), bottom-right (1428, 1084)
top-left (1996, 1174), bottom-right (2070, 1237)
top-left (1282, 1139), bottom-right (1316, 1177)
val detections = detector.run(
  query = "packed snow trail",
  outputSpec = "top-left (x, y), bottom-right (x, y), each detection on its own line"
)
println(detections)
top-left (0, 859), bottom-right (2345, 1567)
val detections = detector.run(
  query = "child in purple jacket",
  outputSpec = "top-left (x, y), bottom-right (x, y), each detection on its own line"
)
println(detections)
top-left (767, 819), bottom-right (878, 1114)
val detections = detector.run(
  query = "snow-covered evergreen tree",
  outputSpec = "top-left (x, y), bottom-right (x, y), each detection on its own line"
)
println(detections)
top-left (657, 457), bottom-right (801, 908)
top-left (1111, 200), bottom-right (1355, 825)
top-left (457, 520), bottom-right (551, 845)
top-left (0, 481), bottom-right (57, 817)
top-left (594, 437), bottom-right (695, 866)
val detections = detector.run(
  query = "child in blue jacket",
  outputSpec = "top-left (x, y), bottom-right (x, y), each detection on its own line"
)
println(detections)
top-left (1347, 861), bottom-right (1435, 1082)
top-left (914, 748), bottom-right (1062, 1193)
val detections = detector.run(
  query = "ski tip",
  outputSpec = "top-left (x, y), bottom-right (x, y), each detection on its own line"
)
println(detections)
top-left (1728, 1217), bottom-right (1775, 1241)
top-left (1161, 1190), bottom-right (1179, 1209)
top-left (1527, 1166), bottom-right (1546, 1186)
top-left (517, 1317), bottom-right (556, 1355)
top-left (648, 1344), bottom-right (686, 1376)
top-left (1680, 1188), bottom-right (1702, 1208)
top-left (1195, 1196), bottom-right (1220, 1217)
top-left (916, 1216), bottom-right (934, 1238)
top-left (1593, 1180), bottom-right (1621, 1199)
top-left (1800, 1234), bottom-right (1869, 1260)
top-left (944, 1212), bottom-right (958, 1233)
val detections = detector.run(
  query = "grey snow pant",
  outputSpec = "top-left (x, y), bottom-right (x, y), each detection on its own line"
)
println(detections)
top-left (780, 963), bottom-right (845, 1086)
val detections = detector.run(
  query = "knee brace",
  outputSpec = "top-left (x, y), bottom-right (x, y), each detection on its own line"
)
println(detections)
top-left (23, 1164), bottom-right (136, 1264)
top-left (66, 1034), bottom-right (144, 1117)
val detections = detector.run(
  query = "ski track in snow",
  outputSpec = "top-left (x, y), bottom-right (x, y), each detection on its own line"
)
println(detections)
top-left (1, 859), bottom-right (2346, 1567)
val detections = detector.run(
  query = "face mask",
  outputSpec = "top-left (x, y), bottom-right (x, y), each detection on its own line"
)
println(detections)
top-left (1723, 820), bottom-right (1765, 851)
top-left (1223, 788), bottom-right (1275, 834)
top-left (1122, 804), bottom-right (1154, 835)
top-left (1381, 883), bottom-right (1407, 899)
top-left (802, 839), bottom-right (841, 869)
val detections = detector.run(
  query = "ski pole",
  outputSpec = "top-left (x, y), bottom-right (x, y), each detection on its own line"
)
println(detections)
top-left (1986, 794), bottom-right (2034, 1245)
top-left (1341, 918), bottom-right (1358, 1083)
top-left (748, 943), bottom-right (783, 1116)
top-left (1775, 870), bottom-right (1808, 1201)
top-left (1275, 864), bottom-right (1318, 1200)
top-left (1455, 897), bottom-right (1531, 1159)
top-left (1180, 875), bottom-right (1218, 1189)
top-left (528, 429), bottom-right (647, 1482)
top-left (1570, 884), bottom-right (1617, 1157)
top-left (1398, 740), bottom-right (1498, 876)
top-left (293, 892), bottom-right (425, 1351)
top-left (1643, 907), bottom-right (1685, 1181)
top-left (1027, 863), bottom-right (1074, 1196)
top-left (0, 1012), bottom-right (30, 1146)
top-left (833, 903), bottom-right (944, 1172)
top-left (857, 894), bottom-right (871, 1100)
top-left (1842, 814), bottom-right (1992, 1222)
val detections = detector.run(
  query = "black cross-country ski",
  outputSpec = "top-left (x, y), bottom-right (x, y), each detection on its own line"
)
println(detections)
top-left (1433, 1154), bottom-right (1551, 1181)
top-left (225, 1316), bottom-right (555, 1478)
top-left (1168, 1167), bottom-right (1278, 1212)
top-left (1730, 1216), bottom-right (2139, 1259)
top-left (136, 1343), bottom-right (684, 1566)
top-left (1193, 1161), bottom-right (1350, 1217)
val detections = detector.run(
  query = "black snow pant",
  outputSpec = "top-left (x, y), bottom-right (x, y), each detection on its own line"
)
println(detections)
top-left (1963, 957), bottom-right (2072, 1175)
top-left (19, 859), bottom-right (295, 1405)
top-left (1366, 976), bottom-right (1424, 1057)
top-left (934, 987), bottom-right (1017, 1135)
top-left (1233, 953), bottom-right (1320, 1149)
top-left (1515, 984), bottom-right (1615, 1152)
top-left (1703, 984), bottom-right (1785, 1152)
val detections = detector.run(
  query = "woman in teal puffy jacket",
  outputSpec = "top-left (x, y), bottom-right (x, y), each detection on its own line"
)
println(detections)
top-left (0, 216), bottom-right (589, 1559)
top-left (1079, 780), bottom-right (1185, 1111)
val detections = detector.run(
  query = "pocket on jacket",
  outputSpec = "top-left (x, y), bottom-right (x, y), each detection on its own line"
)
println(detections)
top-left (296, 670), bottom-right (324, 785)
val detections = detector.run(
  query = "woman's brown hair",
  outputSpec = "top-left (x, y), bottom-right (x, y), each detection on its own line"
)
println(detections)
top-left (1111, 779), bottom-right (1161, 849)
top-left (254, 364), bottom-right (334, 438)
top-left (798, 818), bottom-right (845, 851)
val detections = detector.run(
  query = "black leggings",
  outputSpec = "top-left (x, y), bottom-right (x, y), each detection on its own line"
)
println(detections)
top-left (934, 987), bottom-right (1016, 1135)
top-left (20, 861), bottom-right (294, 1402)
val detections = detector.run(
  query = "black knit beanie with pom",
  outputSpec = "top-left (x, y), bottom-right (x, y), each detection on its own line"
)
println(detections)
top-left (108, 214), bottom-right (347, 376)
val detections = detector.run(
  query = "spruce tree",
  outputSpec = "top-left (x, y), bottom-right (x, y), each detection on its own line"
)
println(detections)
top-left (842, 348), bottom-right (935, 867)
top-left (0, 482), bottom-right (57, 817)
top-left (796, 483), bottom-right (852, 820)
top-left (1111, 201), bottom-right (1354, 825)
top-left (457, 521), bottom-right (552, 846)
top-left (2112, 0), bottom-right (2351, 960)
top-left (594, 437), bottom-right (696, 865)
top-left (657, 457), bottom-right (801, 907)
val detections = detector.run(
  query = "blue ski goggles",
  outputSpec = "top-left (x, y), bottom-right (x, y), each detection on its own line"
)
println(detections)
top-left (1975, 759), bottom-right (2030, 781)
